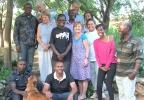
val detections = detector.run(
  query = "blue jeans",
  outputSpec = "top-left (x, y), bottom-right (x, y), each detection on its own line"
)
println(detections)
top-left (52, 92), bottom-right (78, 100)
top-left (19, 44), bottom-right (35, 70)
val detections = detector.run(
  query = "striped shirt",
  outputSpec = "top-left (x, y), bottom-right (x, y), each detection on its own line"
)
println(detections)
top-left (116, 34), bottom-right (143, 76)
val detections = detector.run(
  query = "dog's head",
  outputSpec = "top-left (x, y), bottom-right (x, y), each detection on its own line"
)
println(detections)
top-left (28, 74), bottom-right (38, 85)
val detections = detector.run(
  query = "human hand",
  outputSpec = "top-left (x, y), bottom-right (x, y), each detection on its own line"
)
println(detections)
top-left (21, 91), bottom-right (27, 96)
top-left (16, 46), bottom-right (21, 52)
top-left (67, 94), bottom-right (73, 100)
top-left (128, 71), bottom-right (137, 80)
top-left (83, 58), bottom-right (88, 67)
top-left (57, 54), bottom-right (64, 61)
top-left (100, 66), bottom-right (109, 72)
top-left (41, 43), bottom-right (49, 51)
top-left (46, 91), bottom-right (53, 99)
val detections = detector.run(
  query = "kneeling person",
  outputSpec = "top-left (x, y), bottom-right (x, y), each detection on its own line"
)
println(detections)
top-left (43, 61), bottom-right (77, 100)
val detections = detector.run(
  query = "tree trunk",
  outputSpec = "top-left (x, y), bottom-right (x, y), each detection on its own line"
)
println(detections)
top-left (0, 23), bottom-right (4, 47)
top-left (4, 0), bottom-right (13, 67)
top-left (0, 5), bottom-right (4, 47)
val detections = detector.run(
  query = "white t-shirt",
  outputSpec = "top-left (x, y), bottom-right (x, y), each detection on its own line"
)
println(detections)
top-left (86, 29), bottom-right (99, 61)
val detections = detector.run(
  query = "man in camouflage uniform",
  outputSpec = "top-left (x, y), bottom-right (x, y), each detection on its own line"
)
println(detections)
top-left (116, 21), bottom-right (144, 100)
top-left (13, 3), bottom-right (38, 71)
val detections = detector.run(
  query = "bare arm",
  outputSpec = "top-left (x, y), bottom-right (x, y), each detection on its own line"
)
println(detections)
top-left (50, 44), bottom-right (60, 56)
top-left (83, 39), bottom-right (89, 59)
top-left (62, 43), bottom-right (72, 56)
top-left (42, 83), bottom-right (52, 98)
top-left (37, 26), bottom-right (50, 50)
top-left (10, 82), bottom-right (25, 96)
top-left (37, 27), bottom-right (43, 45)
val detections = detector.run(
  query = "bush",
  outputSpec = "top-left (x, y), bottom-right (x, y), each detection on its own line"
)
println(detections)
top-left (0, 60), bottom-right (12, 81)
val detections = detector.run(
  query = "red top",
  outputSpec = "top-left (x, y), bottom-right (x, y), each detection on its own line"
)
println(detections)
top-left (93, 38), bottom-right (117, 68)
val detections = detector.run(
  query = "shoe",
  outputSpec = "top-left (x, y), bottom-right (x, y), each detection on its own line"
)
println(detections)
top-left (102, 93), bottom-right (106, 99)
top-left (90, 92), bottom-right (97, 98)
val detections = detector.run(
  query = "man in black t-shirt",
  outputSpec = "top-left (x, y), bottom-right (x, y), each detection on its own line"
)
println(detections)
top-left (50, 14), bottom-right (72, 73)
top-left (43, 61), bottom-right (77, 100)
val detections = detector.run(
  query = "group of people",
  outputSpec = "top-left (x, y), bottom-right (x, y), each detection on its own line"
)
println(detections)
top-left (10, 1), bottom-right (143, 100)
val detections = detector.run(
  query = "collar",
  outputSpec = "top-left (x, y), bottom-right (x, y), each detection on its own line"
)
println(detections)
top-left (22, 13), bottom-right (32, 17)
top-left (15, 69), bottom-right (26, 75)
top-left (121, 33), bottom-right (133, 43)
top-left (54, 72), bottom-right (66, 81)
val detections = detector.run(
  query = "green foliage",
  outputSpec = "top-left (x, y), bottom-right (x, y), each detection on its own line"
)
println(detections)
top-left (0, 60), bottom-right (12, 81)
top-left (86, 82), bottom-right (94, 98)
top-left (107, 25), bottom-right (120, 45)
top-left (139, 62), bottom-right (144, 77)
top-left (129, 10), bottom-right (144, 37)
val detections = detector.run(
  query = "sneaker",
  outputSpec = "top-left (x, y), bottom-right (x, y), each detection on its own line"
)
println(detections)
top-left (102, 93), bottom-right (106, 99)
top-left (90, 92), bottom-right (97, 98)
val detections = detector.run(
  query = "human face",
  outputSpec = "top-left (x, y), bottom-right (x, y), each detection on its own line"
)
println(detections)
top-left (71, 3), bottom-right (80, 13)
top-left (54, 62), bottom-right (64, 74)
top-left (24, 4), bottom-right (32, 15)
top-left (69, 10), bottom-right (76, 21)
top-left (17, 61), bottom-right (26, 72)
top-left (119, 23), bottom-right (128, 37)
top-left (74, 23), bottom-right (82, 34)
top-left (85, 13), bottom-right (92, 21)
top-left (96, 26), bottom-right (105, 38)
top-left (57, 16), bottom-right (66, 28)
top-left (37, 4), bottom-right (45, 12)
top-left (42, 15), bottom-right (50, 24)
top-left (87, 20), bottom-right (95, 32)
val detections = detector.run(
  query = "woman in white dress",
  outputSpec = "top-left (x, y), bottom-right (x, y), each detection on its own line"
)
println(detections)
top-left (37, 13), bottom-right (55, 82)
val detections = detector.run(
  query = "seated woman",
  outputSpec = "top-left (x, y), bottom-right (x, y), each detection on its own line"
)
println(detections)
top-left (42, 60), bottom-right (77, 100)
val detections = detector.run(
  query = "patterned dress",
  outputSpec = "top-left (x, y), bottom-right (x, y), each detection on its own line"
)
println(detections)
top-left (70, 34), bottom-right (90, 80)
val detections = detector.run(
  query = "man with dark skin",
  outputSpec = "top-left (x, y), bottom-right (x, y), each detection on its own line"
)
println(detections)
top-left (9, 59), bottom-right (44, 100)
top-left (9, 59), bottom-right (30, 100)
top-left (13, 3), bottom-right (38, 71)
top-left (50, 14), bottom-right (72, 73)
top-left (65, 9), bottom-right (76, 33)
top-left (116, 21), bottom-right (144, 100)
top-left (42, 61), bottom-right (77, 100)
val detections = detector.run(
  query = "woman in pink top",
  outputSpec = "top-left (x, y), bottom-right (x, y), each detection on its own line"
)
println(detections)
top-left (94, 24), bottom-right (117, 100)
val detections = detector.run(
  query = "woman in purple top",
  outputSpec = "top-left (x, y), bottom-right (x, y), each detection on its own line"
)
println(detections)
top-left (70, 22), bottom-right (90, 100)
top-left (93, 24), bottom-right (117, 100)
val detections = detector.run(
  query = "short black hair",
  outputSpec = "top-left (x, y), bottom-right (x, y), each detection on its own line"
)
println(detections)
top-left (17, 59), bottom-right (26, 63)
top-left (23, 2), bottom-right (32, 8)
top-left (86, 19), bottom-right (96, 26)
top-left (57, 14), bottom-right (66, 21)
top-left (96, 23), bottom-right (106, 30)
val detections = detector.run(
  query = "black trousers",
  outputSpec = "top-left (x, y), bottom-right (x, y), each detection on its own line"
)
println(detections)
top-left (97, 63), bottom-right (116, 100)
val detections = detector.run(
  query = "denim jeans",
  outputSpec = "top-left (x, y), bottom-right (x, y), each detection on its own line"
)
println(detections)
top-left (52, 92), bottom-right (78, 100)
top-left (19, 44), bottom-right (35, 71)
top-left (90, 61), bottom-right (98, 90)
top-left (10, 92), bottom-right (22, 100)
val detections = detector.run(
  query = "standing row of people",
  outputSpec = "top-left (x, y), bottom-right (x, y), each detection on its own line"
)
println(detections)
top-left (13, 1), bottom-right (143, 100)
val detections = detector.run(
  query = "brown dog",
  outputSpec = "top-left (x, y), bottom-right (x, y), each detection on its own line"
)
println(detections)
top-left (23, 75), bottom-right (49, 100)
